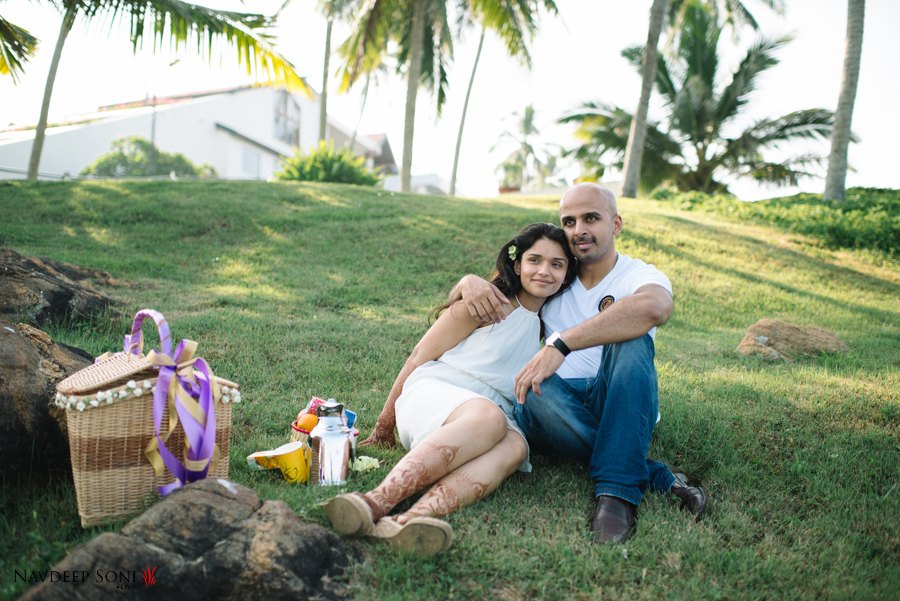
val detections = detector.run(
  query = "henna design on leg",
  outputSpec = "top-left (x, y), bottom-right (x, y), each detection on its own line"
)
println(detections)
top-left (365, 440), bottom-right (460, 518)
top-left (397, 469), bottom-right (491, 523)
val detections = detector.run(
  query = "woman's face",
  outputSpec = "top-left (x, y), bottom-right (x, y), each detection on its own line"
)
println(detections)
top-left (514, 237), bottom-right (570, 299)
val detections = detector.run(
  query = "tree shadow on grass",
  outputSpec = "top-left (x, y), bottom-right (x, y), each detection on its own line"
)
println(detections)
top-left (625, 216), bottom-right (899, 332)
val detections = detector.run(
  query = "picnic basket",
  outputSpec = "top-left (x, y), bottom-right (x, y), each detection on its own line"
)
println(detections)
top-left (55, 309), bottom-right (240, 527)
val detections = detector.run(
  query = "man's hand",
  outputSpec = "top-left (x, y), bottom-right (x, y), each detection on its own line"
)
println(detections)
top-left (458, 275), bottom-right (510, 323)
top-left (514, 346), bottom-right (566, 404)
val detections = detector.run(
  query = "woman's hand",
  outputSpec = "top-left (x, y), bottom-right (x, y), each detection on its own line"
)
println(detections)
top-left (359, 425), bottom-right (397, 448)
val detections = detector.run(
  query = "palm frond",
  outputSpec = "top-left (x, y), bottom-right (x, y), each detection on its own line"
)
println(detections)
top-left (339, 0), bottom-right (394, 89)
top-left (678, 2), bottom-right (719, 92)
top-left (714, 34), bottom-right (789, 124)
top-left (470, 0), bottom-right (558, 67)
top-left (95, 0), bottom-right (309, 94)
top-left (0, 15), bottom-right (38, 83)
top-left (743, 109), bottom-right (838, 148)
top-left (740, 153), bottom-right (825, 186)
top-left (560, 102), bottom-right (682, 189)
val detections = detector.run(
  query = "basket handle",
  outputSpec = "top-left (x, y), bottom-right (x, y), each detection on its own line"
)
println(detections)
top-left (124, 309), bottom-right (173, 357)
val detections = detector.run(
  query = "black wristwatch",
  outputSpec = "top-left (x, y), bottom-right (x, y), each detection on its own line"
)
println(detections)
top-left (545, 332), bottom-right (571, 356)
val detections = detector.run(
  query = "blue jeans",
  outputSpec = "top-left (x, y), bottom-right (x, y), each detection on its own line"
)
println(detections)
top-left (513, 334), bottom-right (676, 506)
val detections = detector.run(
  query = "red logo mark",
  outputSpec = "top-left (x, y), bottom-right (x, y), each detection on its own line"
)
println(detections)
top-left (142, 566), bottom-right (157, 586)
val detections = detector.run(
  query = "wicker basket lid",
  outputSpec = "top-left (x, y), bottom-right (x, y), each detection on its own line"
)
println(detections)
top-left (56, 351), bottom-right (156, 395)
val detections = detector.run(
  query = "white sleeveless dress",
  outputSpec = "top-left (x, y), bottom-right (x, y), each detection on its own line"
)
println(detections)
top-left (395, 305), bottom-right (540, 472)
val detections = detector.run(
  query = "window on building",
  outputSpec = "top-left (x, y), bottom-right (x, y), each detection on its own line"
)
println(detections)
top-left (274, 90), bottom-right (301, 147)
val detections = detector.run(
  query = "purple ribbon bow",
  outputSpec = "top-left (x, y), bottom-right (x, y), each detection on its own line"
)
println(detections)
top-left (128, 310), bottom-right (218, 496)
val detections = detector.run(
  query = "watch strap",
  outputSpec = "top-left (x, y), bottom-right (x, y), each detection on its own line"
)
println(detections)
top-left (548, 333), bottom-right (571, 356)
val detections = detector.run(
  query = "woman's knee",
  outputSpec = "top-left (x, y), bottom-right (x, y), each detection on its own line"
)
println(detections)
top-left (498, 433), bottom-right (528, 474)
top-left (447, 398), bottom-right (508, 441)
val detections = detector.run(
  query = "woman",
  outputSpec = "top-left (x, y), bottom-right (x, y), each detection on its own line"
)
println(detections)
top-left (325, 223), bottom-right (577, 555)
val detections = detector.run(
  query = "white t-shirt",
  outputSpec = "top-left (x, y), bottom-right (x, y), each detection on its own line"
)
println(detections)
top-left (542, 253), bottom-right (672, 379)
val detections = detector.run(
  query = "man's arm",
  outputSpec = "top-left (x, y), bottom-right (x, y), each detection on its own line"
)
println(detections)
top-left (513, 284), bottom-right (673, 404)
top-left (449, 274), bottom-right (511, 323)
top-left (560, 284), bottom-right (673, 351)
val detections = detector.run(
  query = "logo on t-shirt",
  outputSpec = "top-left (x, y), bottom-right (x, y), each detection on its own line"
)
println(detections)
top-left (598, 295), bottom-right (615, 312)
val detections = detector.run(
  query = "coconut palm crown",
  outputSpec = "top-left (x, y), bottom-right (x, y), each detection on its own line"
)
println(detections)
top-left (563, 1), bottom-right (837, 194)
top-left (0, 13), bottom-right (38, 83)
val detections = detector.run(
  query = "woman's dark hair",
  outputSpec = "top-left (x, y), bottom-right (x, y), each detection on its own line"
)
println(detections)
top-left (432, 222), bottom-right (577, 321)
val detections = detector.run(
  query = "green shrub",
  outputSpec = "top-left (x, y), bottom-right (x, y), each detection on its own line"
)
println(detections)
top-left (80, 136), bottom-right (216, 178)
top-left (651, 186), bottom-right (899, 256)
top-left (275, 141), bottom-right (381, 186)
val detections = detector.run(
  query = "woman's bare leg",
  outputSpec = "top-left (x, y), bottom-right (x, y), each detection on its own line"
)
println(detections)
top-left (363, 398), bottom-right (508, 519)
top-left (394, 431), bottom-right (527, 522)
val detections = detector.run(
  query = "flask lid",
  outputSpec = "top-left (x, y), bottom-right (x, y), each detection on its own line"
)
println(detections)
top-left (316, 398), bottom-right (344, 418)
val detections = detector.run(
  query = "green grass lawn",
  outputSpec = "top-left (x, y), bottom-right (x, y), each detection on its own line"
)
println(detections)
top-left (1, 180), bottom-right (897, 600)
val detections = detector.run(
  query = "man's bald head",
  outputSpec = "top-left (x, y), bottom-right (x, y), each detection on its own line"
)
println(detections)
top-left (560, 183), bottom-right (618, 217)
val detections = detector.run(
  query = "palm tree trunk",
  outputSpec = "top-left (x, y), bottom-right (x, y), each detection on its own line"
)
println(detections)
top-left (621, 0), bottom-right (668, 198)
top-left (350, 72), bottom-right (372, 150)
top-left (824, 0), bottom-right (865, 201)
top-left (27, 6), bottom-right (76, 181)
top-left (319, 15), bottom-right (333, 143)
top-left (401, 0), bottom-right (426, 193)
top-left (449, 27), bottom-right (485, 197)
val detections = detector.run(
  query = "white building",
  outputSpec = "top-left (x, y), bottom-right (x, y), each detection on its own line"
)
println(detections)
top-left (0, 85), bottom-right (396, 181)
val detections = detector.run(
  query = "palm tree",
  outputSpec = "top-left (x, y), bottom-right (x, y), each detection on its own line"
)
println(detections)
top-left (622, 0), bottom-right (787, 198)
top-left (340, 0), bottom-right (455, 192)
top-left (824, 0), bottom-right (865, 201)
top-left (620, 0), bottom-right (668, 198)
top-left (342, 0), bottom-right (554, 193)
top-left (494, 104), bottom-right (545, 191)
top-left (449, 25), bottom-right (484, 197)
top-left (27, 1), bottom-right (307, 180)
top-left (349, 58), bottom-right (390, 150)
top-left (563, 2), bottom-right (835, 194)
top-left (668, 0), bottom-right (785, 34)
top-left (449, 0), bottom-right (558, 196)
top-left (277, 0), bottom-right (358, 143)
top-left (0, 13), bottom-right (38, 83)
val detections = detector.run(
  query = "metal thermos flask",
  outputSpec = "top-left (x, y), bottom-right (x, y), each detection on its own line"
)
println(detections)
top-left (309, 399), bottom-right (352, 485)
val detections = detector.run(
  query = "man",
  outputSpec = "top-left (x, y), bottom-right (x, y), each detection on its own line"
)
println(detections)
top-left (457, 183), bottom-right (706, 543)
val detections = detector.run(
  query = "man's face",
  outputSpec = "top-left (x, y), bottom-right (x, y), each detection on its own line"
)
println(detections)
top-left (559, 187), bottom-right (622, 265)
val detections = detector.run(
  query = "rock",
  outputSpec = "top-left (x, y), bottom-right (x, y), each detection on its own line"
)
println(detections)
top-left (736, 319), bottom-right (849, 362)
top-left (0, 320), bottom-right (92, 469)
top-left (18, 479), bottom-right (356, 600)
top-left (0, 249), bottom-right (121, 325)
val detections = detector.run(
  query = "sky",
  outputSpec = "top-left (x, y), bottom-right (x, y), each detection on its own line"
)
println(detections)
top-left (1, 0), bottom-right (898, 199)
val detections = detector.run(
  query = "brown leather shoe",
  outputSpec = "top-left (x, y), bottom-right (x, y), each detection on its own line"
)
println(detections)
top-left (590, 495), bottom-right (636, 544)
top-left (670, 472), bottom-right (708, 521)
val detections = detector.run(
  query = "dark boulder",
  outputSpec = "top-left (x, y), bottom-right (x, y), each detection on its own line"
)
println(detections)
top-left (0, 321), bottom-right (92, 469)
top-left (18, 479), bottom-right (357, 600)
top-left (0, 249), bottom-right (121, 325)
